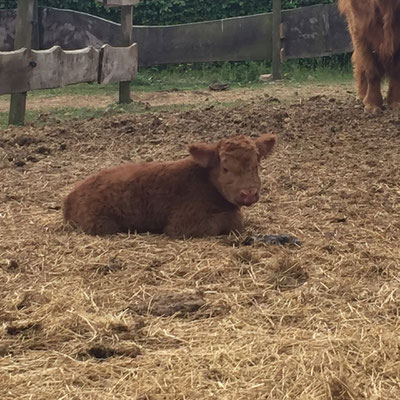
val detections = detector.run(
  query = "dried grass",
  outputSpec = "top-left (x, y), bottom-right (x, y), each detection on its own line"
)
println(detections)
top-left (1, 90), bottom-right (400, 399)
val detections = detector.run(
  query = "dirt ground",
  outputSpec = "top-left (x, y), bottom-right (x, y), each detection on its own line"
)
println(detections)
top-left (0, 81), bottom-right (354, 112)
top-left (1, 84), bottom-right (400, 400)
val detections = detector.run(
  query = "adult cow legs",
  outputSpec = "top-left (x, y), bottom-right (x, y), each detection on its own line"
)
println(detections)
top-left (387, 57), bottom-right (400, 109)
top-left (353, 52), bottom-right (368, 101)
top-left (387, 76), bottom-right (400, 109)
top-left (352, 39), bottom-right (383, 114)
top-left (364, 76), bottom-right (383, 114)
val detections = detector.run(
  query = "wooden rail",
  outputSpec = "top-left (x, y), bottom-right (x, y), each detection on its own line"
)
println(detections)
top-left (0, 44), bottom-right (137, 95)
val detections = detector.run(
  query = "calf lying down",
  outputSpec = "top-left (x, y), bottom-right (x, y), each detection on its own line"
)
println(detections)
top-left (63, 134), bottom-right (276, 238)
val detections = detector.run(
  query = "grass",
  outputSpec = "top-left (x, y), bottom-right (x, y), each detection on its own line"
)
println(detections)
top-left (17, 57), bottom-right (354, 96)
top-left (0, 107), bottom-right (109, 128)
top-left (134, 58), bottom-right (353, 91)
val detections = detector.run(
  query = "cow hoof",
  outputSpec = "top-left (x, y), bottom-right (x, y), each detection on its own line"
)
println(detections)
top-left (364, 105), bottom-right (382, 115)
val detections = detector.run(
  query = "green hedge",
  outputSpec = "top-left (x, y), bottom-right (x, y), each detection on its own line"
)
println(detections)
top-left (1, 0), bottom-right (335, 25)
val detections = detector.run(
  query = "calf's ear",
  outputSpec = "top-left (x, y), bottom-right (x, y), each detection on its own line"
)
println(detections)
top-left (189, 143), bottom-right (219, 168)
top-left (255, 133), bottom-right (276, 159)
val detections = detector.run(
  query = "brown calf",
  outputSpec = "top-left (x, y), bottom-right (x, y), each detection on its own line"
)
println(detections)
top-left (63, 134), bottom-right (276, 238)
top-left (339, 0), bottom-right (400, 113)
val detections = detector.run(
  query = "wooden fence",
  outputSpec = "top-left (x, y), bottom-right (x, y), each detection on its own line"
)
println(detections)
top-left (0, 44), bottom-right (138, 95)
top-left (0, 3), bottom-right (352, 67)
top-left (1, 0), bottom-right (139, 126)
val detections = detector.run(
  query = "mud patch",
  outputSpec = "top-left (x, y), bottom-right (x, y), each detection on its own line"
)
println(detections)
top-left (5, 259), bottom-right (20, 271)
top-left (13, 135), bottom-right (40, 147)
top-left (81, 344), bottom-right (141, 360)
top-left (92, 258), bottom-right (126, 275)
top-left (16, 292), bottom-right (49, 310)
top-left (328, 377), bottom-right (358, 400)
top-left (7, 321), bottom-right (41, 336)
top-left (271, 257), bottom-right (309, 291)
top-left (130, 292), bottom-right (206, 317)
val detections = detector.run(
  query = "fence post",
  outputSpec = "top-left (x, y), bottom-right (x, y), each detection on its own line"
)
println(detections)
top-left (119, 5), bottom-right (133, 104)
top-left (272, 0), bottom-right (282, 80)
top-left (8, 0), bottom-right (36, 125)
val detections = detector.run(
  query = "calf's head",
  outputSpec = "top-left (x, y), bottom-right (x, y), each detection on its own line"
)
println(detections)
top-left (189, 134), bottom-right (276, 207)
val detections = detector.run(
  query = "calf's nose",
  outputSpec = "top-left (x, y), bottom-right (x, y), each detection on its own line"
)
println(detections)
top-left (239, 188), bottom-right (259, 206)
top-left (240, 188), bottom-right (258, 199)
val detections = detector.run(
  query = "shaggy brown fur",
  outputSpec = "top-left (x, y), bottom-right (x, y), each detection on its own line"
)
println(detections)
top-left (63, 134), bottom-right (276, 237)
top-left (339, 0), bottom-right (400, 113)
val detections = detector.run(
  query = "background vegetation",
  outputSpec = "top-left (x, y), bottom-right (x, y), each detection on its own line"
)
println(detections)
top-left (1, 0), bottom-right (335, 25)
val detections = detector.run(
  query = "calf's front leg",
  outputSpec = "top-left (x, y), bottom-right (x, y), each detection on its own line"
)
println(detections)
top-left (164, 209), bottom-right (243, 238)
top-left (86, 215), bottom-right (123, 235)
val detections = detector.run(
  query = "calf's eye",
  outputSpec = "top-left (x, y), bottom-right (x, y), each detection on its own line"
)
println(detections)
top-left (223, 167), bottom-right (229, 173)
